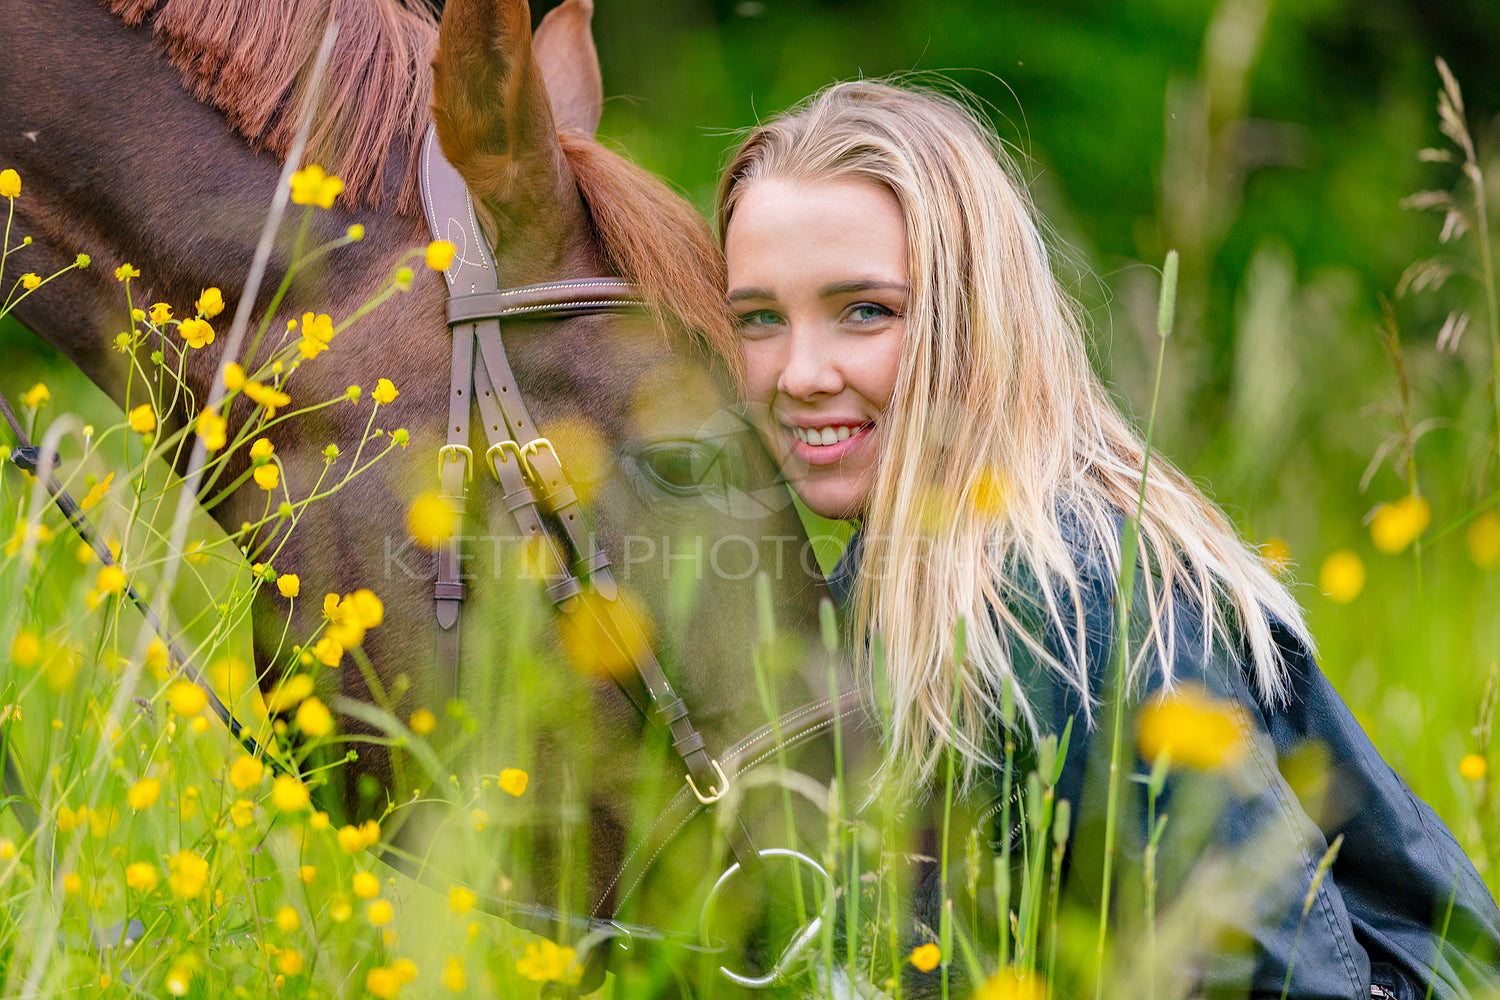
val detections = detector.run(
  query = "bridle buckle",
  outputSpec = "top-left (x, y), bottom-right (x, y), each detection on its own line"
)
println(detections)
top-left (685, 758), bottom-right (730, 804)
top-left (437, 443), bottom-right (473, 482)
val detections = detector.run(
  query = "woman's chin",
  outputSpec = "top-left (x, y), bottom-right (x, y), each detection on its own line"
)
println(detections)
top-left (792, 478), bottom-right (867, 521)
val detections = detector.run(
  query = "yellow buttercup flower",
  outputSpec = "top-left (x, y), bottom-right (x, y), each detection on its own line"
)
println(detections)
top-left (62, 871), bottom-right (83, 895)
top-left (114, 263), bottom-right (140, 282)
top-left (126, 776), bottom-right (161, 810)
top-left (295, 696), bottom-right (334, 737)
top-left (409, 708), bottom-right (437, 736)
top-left (1467, 511), bottom-right (1500, 569)
top-left (128, 403), bottom-right (156, 434)
top-left (372, 377), bottom-right (399, 405)
top-left (515, 939), bottom-right (580, 985)
top-left (125, 862), bottom-right (158, 892)
top-left (97, 564), bottom-right (127, 596)
top-left (365, 966), bottom-right (399, 999)
top-left (20, 273), bottom-right (40, 291)
top-left (20, 382), bottom-right (49, 408)
top-left (337, 824), bottom-right (365, 854)
top-left (228, 754), bottom-right (264, 790)
top-left (195, 287), bottom-right (225, 319)
top-left (1318, 550), bottom-right (1365, 603)
top-left (426, 240), bottom-right (456, 271)
top-left (253, 464), bottom-right (280, 491)
top-left (1259, 536), bottom-right (1292, 572)
top-left (972, 969), bottom-right (1046, 1000)
top-left (279, 949), bottom-right (304, 976)
top-left (243, 380), bottom-right (291, 415)
top-left (0, 169), bottom-right (20, 198)
top-left (312, 637), bottom-right (343, 668)
top-left (449, 886), bottom-right (477, 913)
top-left (196, 408), bottom-right (227, 451)
top-left (148, 302), bottom-right (173, 324)
top-left (1136, 684), bottom-right (1250, 771)
top-left (353, 871), bottom-right (380, 899)
top-left (223, 362), bottom-right (245, 391)
top-left (79, 473), bottom-right (114, 511)
top-left (407, 491), bottom-right (457, 549)
top-left (348, 589), bottom-right (384, 629)
top-left (499, 768), bottom-right (528, 797)
top-left (366, 898), bottom-right (394, 926)
top-left (277, 573), bottom-right (300, 599)
top-left (11, 628), bottom-right (41, 668)
top-left (1460, 753), bottom-right (1487, 781)
top-left (168, 849), bottom-right (209, 898)
top-left (1369, 494), bottom-right (1431, 554)
top-left (266, 673), bottom-right (314, 712)
top-left (441, 956), bottom-right (466, 991)
top-left (392, 958), bottom-right (418, 984)
top-left (167, 680), bottom-right (208, 717)
top-left (289, 165), bottom-right (343, 209)
top-left (276, 906), bottom-right (301, 933)
top-left (179, 316), bottom-right (214, 349)
top-left (229, 798), bottom-right (256, 828)
top-left (272, 774), bottom-right (311, 813)
top-left (909, 942), bottom-right (941, 973)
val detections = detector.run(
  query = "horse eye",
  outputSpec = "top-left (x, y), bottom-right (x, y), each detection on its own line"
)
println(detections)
top-left (631, 441), bottom-right (731, 498)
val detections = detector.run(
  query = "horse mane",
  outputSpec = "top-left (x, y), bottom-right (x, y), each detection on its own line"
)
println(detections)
top-left (107, 0), bottom-right (438, 214)
top-left (560, 133), bottom-right (739, 378)
top-left (106, 0), bottom-right (737, 368)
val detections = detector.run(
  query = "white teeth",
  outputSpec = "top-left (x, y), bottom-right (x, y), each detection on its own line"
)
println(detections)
top-left (790, 424), bottom-right (864, 446)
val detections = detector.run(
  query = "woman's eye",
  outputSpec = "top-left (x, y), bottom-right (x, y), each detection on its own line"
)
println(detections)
top-left (735, 309), bottom-right (783, 334)
top-left (846, 303), bottom-right (894, 323)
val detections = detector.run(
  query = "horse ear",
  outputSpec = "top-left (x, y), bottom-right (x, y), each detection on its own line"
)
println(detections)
top-left (533, 0), bottom-right (603, 138)
top-left (432, 0), bottom-right (577, 233)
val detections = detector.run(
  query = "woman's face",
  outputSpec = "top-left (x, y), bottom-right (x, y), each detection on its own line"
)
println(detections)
top-left (725, 177), bottom-right (908, 520)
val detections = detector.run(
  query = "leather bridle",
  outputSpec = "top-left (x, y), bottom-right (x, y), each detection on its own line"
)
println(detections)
top-left (416, 125), bottom-right (852, 988)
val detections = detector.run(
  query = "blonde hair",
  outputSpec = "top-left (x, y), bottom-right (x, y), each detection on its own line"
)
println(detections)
top-left (717, 80), bottom-right (1311, 793)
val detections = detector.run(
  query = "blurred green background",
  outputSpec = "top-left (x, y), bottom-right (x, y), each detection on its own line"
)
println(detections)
top-left (4, 0), bottom-right (1498, 863)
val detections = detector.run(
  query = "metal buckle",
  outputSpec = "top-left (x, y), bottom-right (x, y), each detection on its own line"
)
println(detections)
top-left (484, 440), bottom-right (524, 480)
top-left (699, 848), bottom-right (834, 989)
top-left (436, 444), bottom-right (473, 482)
top-left (685, 758), bottom-right (729, 804)
top-left (519, 437), bottom-right (555, 461)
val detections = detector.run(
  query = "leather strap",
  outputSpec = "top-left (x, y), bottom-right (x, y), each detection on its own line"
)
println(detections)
top-left (419, 124), bottom-right (754, 869)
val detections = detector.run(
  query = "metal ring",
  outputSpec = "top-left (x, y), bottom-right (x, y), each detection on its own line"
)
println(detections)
top-left (699, 848), bottom-right (835, 989)
top-left (685, 758), bottom-right (730, 804)
top-left (436, 443), bottom-right (473, 482)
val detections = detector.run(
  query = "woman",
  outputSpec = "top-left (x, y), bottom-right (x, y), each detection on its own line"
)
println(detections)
top-left (717, 80), bottom-right (1500, 998)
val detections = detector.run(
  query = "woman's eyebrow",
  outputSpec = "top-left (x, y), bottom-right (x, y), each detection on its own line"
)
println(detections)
top-left (819, 279), bottom-right (908, 298)
top-left (727, 286), bottom-right (775, 304)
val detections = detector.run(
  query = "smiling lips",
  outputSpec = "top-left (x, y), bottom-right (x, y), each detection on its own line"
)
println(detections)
top-left (783, 421), bottom-right (874, 463)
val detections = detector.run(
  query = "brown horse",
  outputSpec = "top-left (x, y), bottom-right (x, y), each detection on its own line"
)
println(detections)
top-left (0, 0), bottom-right (915, 990)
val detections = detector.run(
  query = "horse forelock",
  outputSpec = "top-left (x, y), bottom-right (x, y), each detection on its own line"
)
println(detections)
top-left (106, 0), bottom-right (438, 215)
top-left (559, 133), bottom-right (742, 389)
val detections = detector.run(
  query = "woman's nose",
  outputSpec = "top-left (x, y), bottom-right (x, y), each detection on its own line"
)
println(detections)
top-left (777, 327), bottom-right (843, 400)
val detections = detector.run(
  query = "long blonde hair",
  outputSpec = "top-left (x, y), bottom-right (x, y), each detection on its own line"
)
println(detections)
top-left (717, 81), bottom-right (1311, 792)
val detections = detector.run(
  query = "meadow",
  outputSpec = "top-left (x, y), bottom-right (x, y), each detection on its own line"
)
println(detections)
top-left (2, 1), bottom-right (1499, 997)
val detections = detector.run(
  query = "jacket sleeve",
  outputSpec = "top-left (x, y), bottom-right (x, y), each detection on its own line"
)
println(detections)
top-left (1010, 560), bottom-right (1500, 1000)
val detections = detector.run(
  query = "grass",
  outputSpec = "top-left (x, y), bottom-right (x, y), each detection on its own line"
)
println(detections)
top-left (0, 53), bottom-right (1499, 1000)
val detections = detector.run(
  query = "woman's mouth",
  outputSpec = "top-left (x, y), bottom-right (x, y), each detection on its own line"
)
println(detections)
top-left (784, 421), bottom-right (875, 463)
